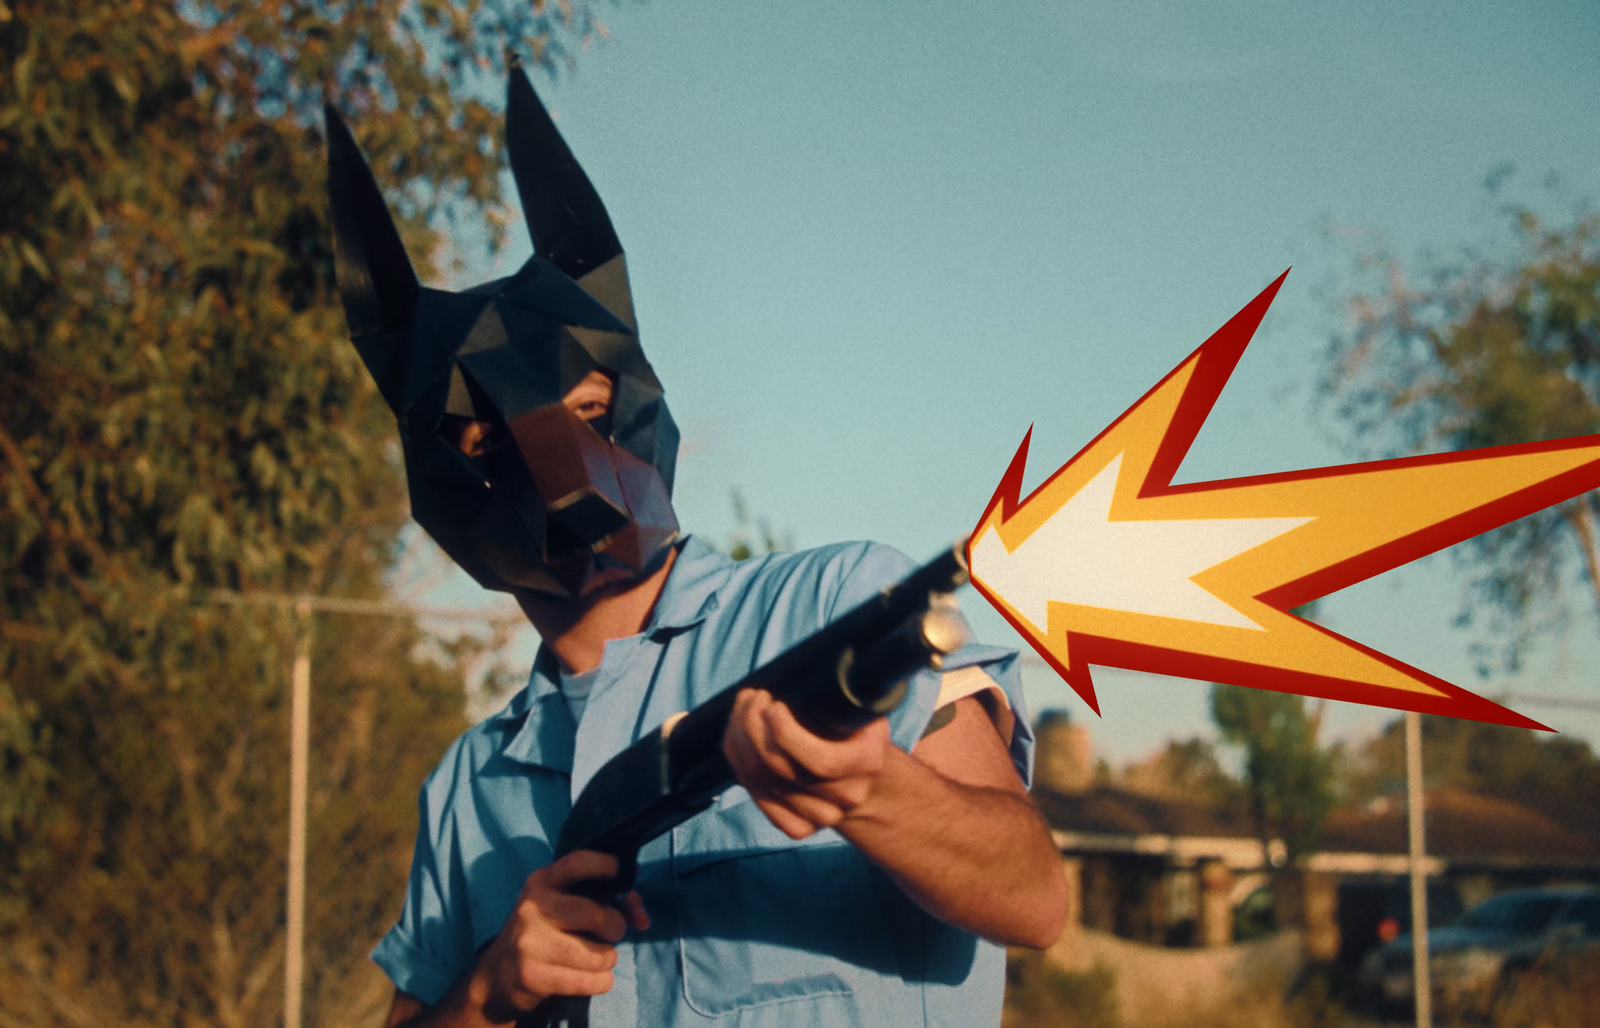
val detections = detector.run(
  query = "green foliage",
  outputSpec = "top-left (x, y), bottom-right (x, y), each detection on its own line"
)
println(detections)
top-left (1281, 965), bottom-right (1349, 1028)
top-left (1209, 684), bottom-right (1335, 864)
top-left (0, 1), bottom-right (607, 1024)
top-left (1342, 712), bottom-right (1600, 831)
top-left (1232, 885), bottom-right (1278, 942)
top-left (1492, 950), bottom-right (1600, 1028)
top-left (1325, 204), bottom-right (1600, 666)
top-left (1118, 736), bottom-right (1243, 810)
top-left (723, 488), bottom-right (793, 562)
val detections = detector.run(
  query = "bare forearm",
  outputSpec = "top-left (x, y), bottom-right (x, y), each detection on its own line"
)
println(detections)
top-left (725, 687), bottom-right (1067, 948)
top-left (386, 979), bottom-right (496, 1028)
top-left (835, 745), bottom-right (1066, 948)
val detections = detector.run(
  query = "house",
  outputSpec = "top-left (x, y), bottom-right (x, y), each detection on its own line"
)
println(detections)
top-left (1317, 786), bottom-right (1600, 964)
top-left (1031, 712), bottom-right (1279, 951)
top-left (1032, 713), bottom-right (1600, 969)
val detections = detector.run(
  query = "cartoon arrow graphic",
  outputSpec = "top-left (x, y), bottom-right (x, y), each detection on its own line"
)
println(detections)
top-left (968, 271), bottom-right (1600, 730)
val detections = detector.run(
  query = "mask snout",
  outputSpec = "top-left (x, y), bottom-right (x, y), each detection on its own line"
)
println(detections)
top-left (506, 404), bottom-right (633, 557)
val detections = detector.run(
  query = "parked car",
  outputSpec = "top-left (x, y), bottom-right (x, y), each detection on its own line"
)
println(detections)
top-left (1337, 879), bottom-right (1463, 970)
top-left (1356, 885), bottom-right (1600, 1014)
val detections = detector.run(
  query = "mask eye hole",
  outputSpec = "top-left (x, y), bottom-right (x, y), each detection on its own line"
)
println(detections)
top-left (438, 414), bottom-right (505, 457)
top-left (563, 369), bottom-right (615, 425)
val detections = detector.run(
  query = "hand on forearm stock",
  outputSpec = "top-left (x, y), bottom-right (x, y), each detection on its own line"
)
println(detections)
top-left (722, 687), bottom-right (1068, 950)
top-left (722, 686), bottom-right (892, 838)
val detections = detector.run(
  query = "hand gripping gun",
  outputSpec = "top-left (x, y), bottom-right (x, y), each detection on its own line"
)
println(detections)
top-left (525, 541), bottom-right (972, 1027)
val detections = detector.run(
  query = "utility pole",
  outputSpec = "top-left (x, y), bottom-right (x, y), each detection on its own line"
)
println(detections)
top-left (1405, 710), bottom-right (1432, 1028)
top-left (284, 598), bottom-right (312, 1028)
top-left (208, 588), bottom-right (520, 1028)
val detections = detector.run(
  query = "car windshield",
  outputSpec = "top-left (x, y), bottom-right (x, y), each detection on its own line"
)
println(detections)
top-left (1457, 894), bottom-right (1565, 934)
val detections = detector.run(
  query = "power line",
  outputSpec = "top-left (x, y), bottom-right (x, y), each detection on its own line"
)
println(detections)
top-left (1490, 694), bottom-right (1600, 713)
top-left (1014, 652), bottom-right (1600, 712)
top-left (205, 589), bottom-right (522, 623)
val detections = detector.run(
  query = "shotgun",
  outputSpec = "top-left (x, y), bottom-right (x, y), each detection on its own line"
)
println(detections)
top-left (526, 540), bottom-right (972, 1027)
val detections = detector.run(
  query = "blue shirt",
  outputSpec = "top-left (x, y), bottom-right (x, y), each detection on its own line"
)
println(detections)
top-left (372, 537), bottom-right (1032, 1026)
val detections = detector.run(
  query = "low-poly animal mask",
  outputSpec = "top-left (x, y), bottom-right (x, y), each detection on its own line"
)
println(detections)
top-left (326, 67), bottom-right (679, 598)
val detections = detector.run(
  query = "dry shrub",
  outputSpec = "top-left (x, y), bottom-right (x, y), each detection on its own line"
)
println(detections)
top-left (1005, 949), bottom-right (1119, 1028)
top-left (1492, 950), bottom-right (1600, 1028)
top-left (1132, 969), bottom-right (1344, 1028)
top-left (1003, 947), bottom-right (1347, 1028)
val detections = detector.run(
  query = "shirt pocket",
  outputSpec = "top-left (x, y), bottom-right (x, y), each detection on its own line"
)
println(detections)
top-left (669, 798), bottom-right (906, 1019)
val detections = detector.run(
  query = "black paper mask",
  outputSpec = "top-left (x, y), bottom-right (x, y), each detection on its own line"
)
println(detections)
top-left (326, 67), bottom-right (679, 598)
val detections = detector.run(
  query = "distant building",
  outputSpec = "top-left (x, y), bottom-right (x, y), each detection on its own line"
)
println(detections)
top-left (1318, 786), bottom-right (1600, 964)
top-left (1032, 716), bottom-right (1600, 967)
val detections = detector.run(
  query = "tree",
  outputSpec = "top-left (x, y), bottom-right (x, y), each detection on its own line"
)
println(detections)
top-left (1323, 203), bottom-right (1600, 667)
top-left (1118, 736), bottom-right (1242, 810)
top-left (0, 2), bottom-right (608, 1025)
top-left (1340, 712), bottom-right (1600, 838)
top-left (724, 488), bottom-right (794, 561)
top-left (1209, 684), bottom-right (1336, 866)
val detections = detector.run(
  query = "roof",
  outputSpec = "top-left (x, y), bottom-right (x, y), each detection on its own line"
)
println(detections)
top-left (1034, 785), bottom-right (1255, 839)
top-left (1034, 784), bottom-right (1600, 872)
top-left (1319, 786), bottom-right (1600, 866)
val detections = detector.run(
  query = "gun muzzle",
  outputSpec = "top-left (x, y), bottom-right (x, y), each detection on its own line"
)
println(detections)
top-left (822, 605), bottom-right (971, 737)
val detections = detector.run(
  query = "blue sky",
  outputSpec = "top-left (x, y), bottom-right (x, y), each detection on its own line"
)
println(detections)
top-left (422, 0), bottom-right (1600, 766)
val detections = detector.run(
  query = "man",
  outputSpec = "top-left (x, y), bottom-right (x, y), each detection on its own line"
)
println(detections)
top-left (327, 67), bottom-right (1066, 1028)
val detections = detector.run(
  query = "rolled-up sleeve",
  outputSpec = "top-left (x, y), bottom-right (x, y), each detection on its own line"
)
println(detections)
top-left (825, 543), bottom-right (1030, 781)
top-left (371, 778), bottom-right (475, 1006)
top-left (940, 645), bottom-right (1033, 788)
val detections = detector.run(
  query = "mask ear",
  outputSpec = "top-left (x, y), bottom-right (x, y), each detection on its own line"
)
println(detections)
top-left (506, 64), bottom-right (623, 286)
top-left (325, 104), bottom-right (420, 343)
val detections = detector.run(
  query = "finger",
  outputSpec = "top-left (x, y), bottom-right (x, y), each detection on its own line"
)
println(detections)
top-left (765, 702), bottom-right (888, 782)
top-left (620, 891), bottom-right (651, 932)
top-left (758, 700), bottom-right (849, 780)
top-left (782, 790), bottom-right (852, 829)
top-left (753, 796), bottom-right (820, 840)
top-left (746, 693), bottom-right (812, 783)
top-left (540, 850), bottom-right (622, 891)
top-left (761, 787), bottom-right (851, 832)
top-left (517, 964), bottom-right (615, 999)
top-left (519, 929), bottom-right (617, 974)
top-left (495, 982), bottom-right (545, 1016)
top-left (721, 693), bottom-right (760, 776)
top-left (759, 699), bottom-right (830, 776)
top-left (724, 699), bottom-right (790, 794)
top-left (546, 894), bottom-right (630, 943)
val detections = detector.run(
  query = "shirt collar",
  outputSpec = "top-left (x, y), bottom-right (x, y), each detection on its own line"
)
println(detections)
top-left (643, 534), bottom-right (731, 637)
top-left (493, 647), bottom-right (576, 772)
top-left (496, 535), bottom-right (735, 770)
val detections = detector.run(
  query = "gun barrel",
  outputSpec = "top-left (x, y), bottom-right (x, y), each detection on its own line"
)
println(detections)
top-left (837, 604), bottom-right (971, 721)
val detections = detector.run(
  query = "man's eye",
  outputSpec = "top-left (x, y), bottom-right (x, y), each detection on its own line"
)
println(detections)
top-left (575, 401), bottom-right (607, 420)
top-left (444, 418), bottom-right (503, 457)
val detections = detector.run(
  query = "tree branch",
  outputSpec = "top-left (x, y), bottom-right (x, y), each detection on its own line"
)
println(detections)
top-left (1561, 494), bottom-right (1600, 621)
